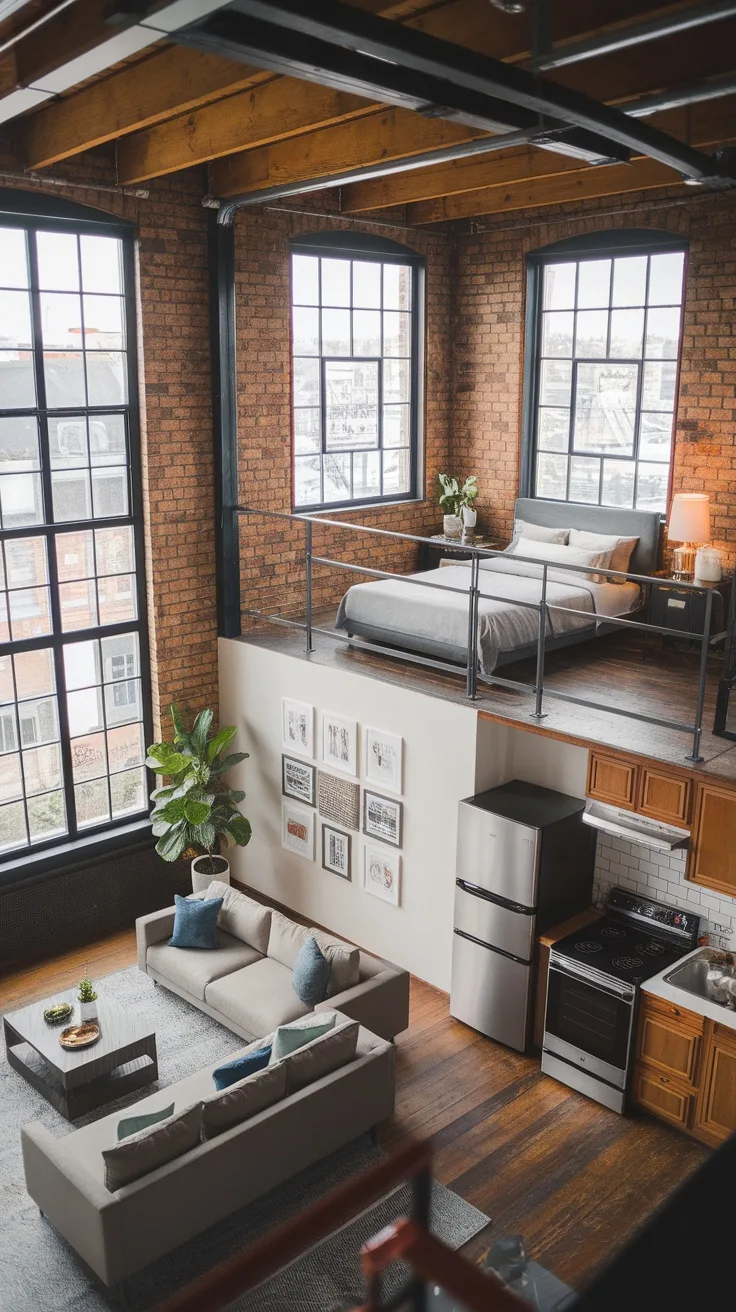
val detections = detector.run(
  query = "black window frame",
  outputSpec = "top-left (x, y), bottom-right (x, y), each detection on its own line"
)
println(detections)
top-left (0, 189), bottom-right (153, 871)
top-left (520, 229), bottom-right (689, 514)
top-left (289, 230), bottom-right (425, 514)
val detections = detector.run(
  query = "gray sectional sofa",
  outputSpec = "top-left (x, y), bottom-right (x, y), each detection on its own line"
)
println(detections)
top-left (21, 884), bottom-right (408, 1286)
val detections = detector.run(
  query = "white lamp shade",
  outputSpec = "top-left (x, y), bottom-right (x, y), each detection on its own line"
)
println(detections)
top-left (667, 493), bottom-right (711, 544)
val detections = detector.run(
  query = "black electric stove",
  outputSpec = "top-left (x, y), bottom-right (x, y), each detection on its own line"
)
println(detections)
top-left (552, 887), bottom-right (700, 984)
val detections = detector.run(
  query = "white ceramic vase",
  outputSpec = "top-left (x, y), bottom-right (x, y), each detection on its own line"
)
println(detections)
top-left (443, 513), bottom-right (463, 539)
top-left (462, 506), bottom-right (477, 530)
top-left (191, 854), bottom-right (231, 895)
top-left (79, 1000), bottom-right (97, 1021)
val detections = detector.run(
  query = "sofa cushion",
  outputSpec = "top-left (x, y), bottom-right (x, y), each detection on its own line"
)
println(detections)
top-left (270, 1011), bottom-right (336, 1063)
top-left (213, 1045), bottom-right (272, 1091)
top-left (202, 1062), bottom-right (286, 1139)
top-left (169, 894), bottom-right (223, 949)
top-left (312, 930), bottom-right (361, 996)
top-left (292, 936), bottom-right (331, 1006)
top-left (267, 909), bottom-right (311, 969)
top-left (117, 1102), bottom-right (175, 1142)
top-left (205, 956), bottom-right (310, 1035)
top-left (147, 932), bottom-right (262, 1002)
top-left (102, 1104), bottom-right (202, 1192)
top-left (206, 881), bottom-right (271, 953)
top-left (282, 1019), bottom-right (360, 1093)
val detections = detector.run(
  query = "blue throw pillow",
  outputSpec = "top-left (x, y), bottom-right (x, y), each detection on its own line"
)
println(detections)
top-left (117, 1103), bottom-right (175, 1141)
top-left (292, 935), bottom-right (331, 1006)
top-left (213, 1045), bottom-right (272, 1092)
top-left (169, 893), bottom-right (223, 950)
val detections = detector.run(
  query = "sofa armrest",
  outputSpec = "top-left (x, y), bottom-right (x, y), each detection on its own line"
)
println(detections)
top-left (315, 966), bottom-right (410, 1041)
top-left (22, 1122), bottom-right (117, 1285)
top-left (136, 904), bottom-right (176, 972)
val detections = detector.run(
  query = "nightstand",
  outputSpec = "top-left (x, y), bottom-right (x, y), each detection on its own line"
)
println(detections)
top-left (419, 535), bottom-right (499, 571)
top-left (647, 575), bottom-right (731, 647)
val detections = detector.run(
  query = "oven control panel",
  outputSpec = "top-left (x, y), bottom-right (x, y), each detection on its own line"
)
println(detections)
top-left (609, 886), bottom-right (700, 940)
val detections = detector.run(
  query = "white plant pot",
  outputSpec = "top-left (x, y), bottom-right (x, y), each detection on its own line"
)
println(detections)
top-left (443, 513), bottom-right (463, 539)
top-left (79, 1000), bottom-right (97, 1021)
top-left (462, 506), bottom-right (477, 529)
top-left (191, 855), bottom-right (231, 895)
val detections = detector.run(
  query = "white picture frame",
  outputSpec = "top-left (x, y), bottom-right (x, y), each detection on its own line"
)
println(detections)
top-left (321, 823), bottom-right (351, 880)
top-left (321, 712), bottom-right (358, 777)
top-left (363, 843), bottom-right (401, 907)
top-left (363, 789), bottom-right (403, 848)
top-left (282, 698), bottom-right (314, 758)
top-left (364, 726), bottom-right (403, 794)
top-left (281, 800), bottom-right (315, 860)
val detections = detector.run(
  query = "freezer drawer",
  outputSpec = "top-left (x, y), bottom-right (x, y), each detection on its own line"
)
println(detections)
top-left (456, 800), bottom-right (539, 905)
top-left (450, 929), bottom-right (532, 1052)
top-left (454, 881), bottom-right (536, 962)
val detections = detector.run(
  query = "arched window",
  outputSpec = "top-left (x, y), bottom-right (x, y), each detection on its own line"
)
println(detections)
top-left (522, 230), bottom-right (688, 513)
top-left (290, 230), bottom-right (424, 511)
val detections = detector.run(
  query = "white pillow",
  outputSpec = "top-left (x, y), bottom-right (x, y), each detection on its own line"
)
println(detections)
top-left (568, 528), bottom-right (639, 578)
top-left (509, 536), bottom-right (613, 583)
top-left (511, 518), bottom-right (570, 546)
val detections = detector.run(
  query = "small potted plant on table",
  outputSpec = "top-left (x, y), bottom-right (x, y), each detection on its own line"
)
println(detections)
top-left (438, 473), bottom-right (479, 538)
top-left (147, 706), bottom-right (252, 894)
top-left (77, 977), bottom-right (98, 1021)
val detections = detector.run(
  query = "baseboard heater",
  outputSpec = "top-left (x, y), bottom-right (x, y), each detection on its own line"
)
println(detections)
top-left (582, 799), bottom-right (689, 852)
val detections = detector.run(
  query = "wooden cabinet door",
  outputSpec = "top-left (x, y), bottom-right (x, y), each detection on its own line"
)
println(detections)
top-left (587, 752), bottom-right (638, 809)
top-left (638, 768), bottom-right (691, 827)
top-left (693, 1023), bottom-right (736, 1147)
top-left (687, 781), bottom-right (736, 897)
top-left (633, 1064), bottom-right (694, 1131)
top-left (638, 1006), bottom-right (702, 1085)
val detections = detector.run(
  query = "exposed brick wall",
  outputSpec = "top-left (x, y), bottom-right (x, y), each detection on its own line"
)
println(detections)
top-left (0, 143), bottom-right (218, 734)
top-left (451, 185), bottom-right (736, 566)
top-left (233, 205), bottom-right (453, 621)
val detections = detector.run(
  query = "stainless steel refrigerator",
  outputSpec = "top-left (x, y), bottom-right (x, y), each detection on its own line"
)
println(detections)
top-left (450, 780), bottom-right (595, 1052)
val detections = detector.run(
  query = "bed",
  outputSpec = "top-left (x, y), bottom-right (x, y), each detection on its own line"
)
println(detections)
top-left (334, 498), bottom-right (661, 677)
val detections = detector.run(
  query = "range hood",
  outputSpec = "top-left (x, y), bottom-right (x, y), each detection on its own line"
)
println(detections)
top-left (582, 799), bottom-right (689, 852)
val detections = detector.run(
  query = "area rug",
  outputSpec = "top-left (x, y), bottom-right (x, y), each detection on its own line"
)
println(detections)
top-left (0, 966), bottom-right (490, 1311)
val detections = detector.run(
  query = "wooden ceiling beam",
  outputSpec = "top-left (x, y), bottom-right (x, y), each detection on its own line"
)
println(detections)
top-left (406, 98), bottom-right (736, 224)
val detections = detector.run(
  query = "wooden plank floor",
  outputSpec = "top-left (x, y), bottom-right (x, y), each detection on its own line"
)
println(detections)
top-left (242, 615), bottom-right (736, 780)
top-left (0, 936), bottom-right (708, 1298)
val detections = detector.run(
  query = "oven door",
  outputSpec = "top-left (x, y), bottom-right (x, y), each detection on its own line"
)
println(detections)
top-left (543, 955), bottom-right (636, 1091)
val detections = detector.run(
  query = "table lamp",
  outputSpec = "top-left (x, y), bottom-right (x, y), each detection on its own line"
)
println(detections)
top-left (667, 493), bottom-right (711, 581)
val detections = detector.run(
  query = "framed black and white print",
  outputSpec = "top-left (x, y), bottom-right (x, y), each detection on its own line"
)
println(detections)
top-left (282, 697), bottom-right (314, 758)
top-left (364, 843), bottom-right (400, 907)
top-left (364, 727), bottom-right (402, 794)
top-left (322, 824), bottom-right (351, 880)
top-left (321, 711), bottom-right (358, 777)
top-left (282, 755), bottom-right (316, 806)
top-left (363, 789), bottom-right (403, 848)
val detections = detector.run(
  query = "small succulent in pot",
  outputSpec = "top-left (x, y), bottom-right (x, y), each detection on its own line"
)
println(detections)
top-left (77, 976), bottom-right (98, 1021)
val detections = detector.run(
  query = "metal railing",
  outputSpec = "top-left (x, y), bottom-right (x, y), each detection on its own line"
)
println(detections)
top-left (237, 506), bottom-right (716, 763)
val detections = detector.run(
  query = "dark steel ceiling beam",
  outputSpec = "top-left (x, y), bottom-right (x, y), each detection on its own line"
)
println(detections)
top-left (534, 1), bottom-right (736, 71)
top-left (213, 0), bottom-right (724, 181)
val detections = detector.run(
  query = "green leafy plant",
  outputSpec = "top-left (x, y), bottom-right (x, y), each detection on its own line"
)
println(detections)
top-left (147, 705), bottom-right (252, 871)
top-left (78, 977), bottom-right (97, 1004)
top-left (437, 473), bottom-right (478, 517)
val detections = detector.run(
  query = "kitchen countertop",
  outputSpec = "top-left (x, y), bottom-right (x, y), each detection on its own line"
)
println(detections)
top-left (642, 945), bottom-right (736, 1031)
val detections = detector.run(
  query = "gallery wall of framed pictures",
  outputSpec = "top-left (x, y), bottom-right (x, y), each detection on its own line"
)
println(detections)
top-left (280, 697), bottom-right (404, 906)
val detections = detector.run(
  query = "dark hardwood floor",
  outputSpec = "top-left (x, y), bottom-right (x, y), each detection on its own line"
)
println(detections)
top-left (242, 615), bottom-right (736, 779)
top-left (0, 935), bottom-right (708, 1298)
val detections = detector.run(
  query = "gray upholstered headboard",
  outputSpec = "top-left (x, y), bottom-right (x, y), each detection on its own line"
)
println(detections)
top-left (513, 498), bottom-right (661, 577)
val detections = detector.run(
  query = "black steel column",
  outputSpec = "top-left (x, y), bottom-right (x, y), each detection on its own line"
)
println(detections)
top-left (209, 212), bottom-right (241, 638)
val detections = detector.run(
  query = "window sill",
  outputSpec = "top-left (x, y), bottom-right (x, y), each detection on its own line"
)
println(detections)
top-left (297, 495), bottom-right (425, 517)
top-left (0, 818), bottom-right (154, 893)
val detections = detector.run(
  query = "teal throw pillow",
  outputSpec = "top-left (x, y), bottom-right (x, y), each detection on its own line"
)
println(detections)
top-left (213, 1045), bottom-right (272, 1091)
top-left (270, 1013), bottom-right (336, 1064)
top-left (169, 894), bottom-right (223, 950)
top-left (292, 935), bottom-right (331, 1006)
top-left (117, 1103), bottom-right (175, 1141)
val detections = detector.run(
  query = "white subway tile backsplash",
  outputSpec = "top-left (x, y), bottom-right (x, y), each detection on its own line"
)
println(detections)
top-left (594, 834), bottom-right (736, 948)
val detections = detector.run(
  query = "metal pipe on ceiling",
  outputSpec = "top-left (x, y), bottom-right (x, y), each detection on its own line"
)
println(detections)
top-left (622, 71), bottom-right (736, 119)
top-left (533, 1), bottom-right (736, 71)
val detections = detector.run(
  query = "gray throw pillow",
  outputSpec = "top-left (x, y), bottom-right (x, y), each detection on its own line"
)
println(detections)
top-left (202, 1062), bottom-right (286, 1139)
top-left (103, 1103), bottom-right (202, 1192)
top-left (282, 1020), bottom-right (360, 1094)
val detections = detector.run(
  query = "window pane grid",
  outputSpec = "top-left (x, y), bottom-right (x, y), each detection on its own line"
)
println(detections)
top-left (0, 219), bottom-right (148, 861)
top-left (534, 249), bottom-right (685, 510)
top-left (292, 249), bottom-right (417, 511)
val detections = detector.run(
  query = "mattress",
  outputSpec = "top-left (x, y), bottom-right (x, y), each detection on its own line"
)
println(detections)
top-left (335, 558), bottom-right (642, 675)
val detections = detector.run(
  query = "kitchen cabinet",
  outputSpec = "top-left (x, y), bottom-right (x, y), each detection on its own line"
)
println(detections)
top-left (687, 780), bottom-right (736, 897)
top-left (637, 768), bottom-right (691, 827)
top-left (586, 752), bottom-right (638, 810)
top-left (586, 749), bottom-right (692, 828)
top-left (634, 995), bottom-right (736, 1146)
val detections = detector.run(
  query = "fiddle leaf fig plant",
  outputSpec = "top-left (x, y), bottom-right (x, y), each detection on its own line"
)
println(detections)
top-left (147, 705), bottom-right (252, 870)
top-left (437, 473), bottom-right (478, 517)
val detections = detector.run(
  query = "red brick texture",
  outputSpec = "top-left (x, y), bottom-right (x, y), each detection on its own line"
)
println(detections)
top-left (451, 187), bottom-right (736, 565)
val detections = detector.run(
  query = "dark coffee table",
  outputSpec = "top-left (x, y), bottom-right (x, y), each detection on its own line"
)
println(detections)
top-left (3, 990), bottom-right (158, 1119)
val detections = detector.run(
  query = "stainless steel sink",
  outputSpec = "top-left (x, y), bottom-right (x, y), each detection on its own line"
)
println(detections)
top-left (663, 950), bottom-right (736, 1009)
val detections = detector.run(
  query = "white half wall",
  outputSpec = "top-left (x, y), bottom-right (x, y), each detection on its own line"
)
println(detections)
top-left (219, 639), bottom-right (510, 990)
